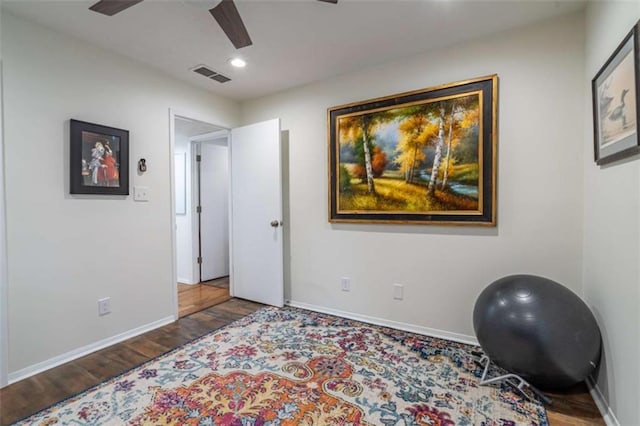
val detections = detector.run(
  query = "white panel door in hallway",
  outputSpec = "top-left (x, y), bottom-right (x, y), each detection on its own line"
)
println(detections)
top-left (198, 142), bottom-right (229, 281)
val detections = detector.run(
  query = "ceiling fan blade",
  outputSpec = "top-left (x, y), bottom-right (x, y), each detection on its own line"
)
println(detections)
top-left (89, 0), bottom-right (144, 16)
top-left (209, 0), bottom-right (253, 49)
top-left (317, 0), bottom-right (338, 3)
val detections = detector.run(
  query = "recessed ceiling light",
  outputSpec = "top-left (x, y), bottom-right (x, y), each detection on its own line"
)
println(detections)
top-left (229, 58), bottom-right (246, 68)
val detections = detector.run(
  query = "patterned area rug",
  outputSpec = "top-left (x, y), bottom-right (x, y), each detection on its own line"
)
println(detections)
top-left (15, 307), bottom-right (547, 425)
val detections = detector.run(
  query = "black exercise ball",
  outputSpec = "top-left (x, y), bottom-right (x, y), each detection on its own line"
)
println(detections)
top-left (473, 275), bottom-right (601, 390)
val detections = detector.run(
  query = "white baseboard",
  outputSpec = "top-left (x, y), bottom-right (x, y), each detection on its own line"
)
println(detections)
top-left (177, 278), bottom-right (197, 285)
top-left (586, 376), bottom-right (620, 426)
top-left (286, 300), bottom-right (478, 346)
top-left (8, 315), bottom-right (175, 384)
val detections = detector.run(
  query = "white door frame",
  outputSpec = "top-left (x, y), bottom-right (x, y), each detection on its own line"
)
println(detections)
top-left (0, 59), bottom-right (9, 388)
top-left (168, 109), bottom-right (231, 320)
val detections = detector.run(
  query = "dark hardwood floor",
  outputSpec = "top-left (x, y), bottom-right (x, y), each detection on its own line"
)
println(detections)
top-left (0, 298), bottom-right (262, 425)
top-left (0, 299), bottom-right (603, 425)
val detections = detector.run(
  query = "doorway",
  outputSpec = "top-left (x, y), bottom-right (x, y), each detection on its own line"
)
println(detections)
top-left (173, 116), bottom-right (231, 317)
top-left (170, 112), bottom-right (285, 320)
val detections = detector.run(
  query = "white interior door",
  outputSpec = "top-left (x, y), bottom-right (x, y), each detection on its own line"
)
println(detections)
top-left (231, 119), bottom-right (284, 307)
top-left (199, 142), bottom-right (229, 281)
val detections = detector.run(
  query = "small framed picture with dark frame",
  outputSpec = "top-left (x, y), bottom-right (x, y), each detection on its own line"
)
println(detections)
top-left (592, 21), bottom-right (640, 166)
top-left (70, 119), bottom-right (129, 195)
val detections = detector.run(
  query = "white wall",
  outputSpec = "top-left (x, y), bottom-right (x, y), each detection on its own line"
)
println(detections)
top-left (175, 133), bottom-right (195, 284)
top-left (2, 12), bottom-right (240, 374)
top-left (583, 2), bottom-right (640, 425)
top-left (242, 13), bottom-right (585, 340)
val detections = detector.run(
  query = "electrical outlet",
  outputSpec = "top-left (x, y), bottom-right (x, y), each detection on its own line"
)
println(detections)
top-left (98, 297), bottom-right (111, 316)
top-left (393, 283), bottom-right (404, 300)
top-left (341, 277), bottom-right (351, 292)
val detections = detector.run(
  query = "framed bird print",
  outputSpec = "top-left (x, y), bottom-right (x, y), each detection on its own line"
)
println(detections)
top-left (592, 21), bottom-right (640, 165)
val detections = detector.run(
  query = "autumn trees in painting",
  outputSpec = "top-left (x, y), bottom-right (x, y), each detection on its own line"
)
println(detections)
top-left (339, 95), bottom-right (479, 210)
top-left (329, 75), bottom-right (497, 225)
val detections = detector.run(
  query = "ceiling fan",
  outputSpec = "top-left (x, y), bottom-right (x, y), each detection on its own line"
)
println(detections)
top-left (88, 0), bottom-right (338, 49)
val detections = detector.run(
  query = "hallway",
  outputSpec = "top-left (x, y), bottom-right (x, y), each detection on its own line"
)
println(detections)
top-left (177, 276), bottom-right (230, 318)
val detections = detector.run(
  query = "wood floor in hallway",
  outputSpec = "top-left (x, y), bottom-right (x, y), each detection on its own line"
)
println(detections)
top-left (178, 276), bottom-right (230, 318)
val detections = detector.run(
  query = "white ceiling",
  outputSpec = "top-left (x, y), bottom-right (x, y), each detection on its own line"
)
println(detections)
top-left (3, 0), bottom-right (585, 101)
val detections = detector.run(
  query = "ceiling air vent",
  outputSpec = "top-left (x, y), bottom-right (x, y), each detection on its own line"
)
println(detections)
top-left (191, 65), bottom-right (231, 84)
top-left (211, 74), bottom-right (231, 83)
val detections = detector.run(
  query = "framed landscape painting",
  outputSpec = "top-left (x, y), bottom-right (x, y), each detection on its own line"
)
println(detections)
top-left (70, 119), bottom-right (129, 195)
top-left (592, 21), bottom-right (640, 165)
top-left (328, 75), bottom-right (498, 226)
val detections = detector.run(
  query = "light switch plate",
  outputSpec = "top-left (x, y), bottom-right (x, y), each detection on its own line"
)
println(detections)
top-left (134, 186), bottom-right (149, 201)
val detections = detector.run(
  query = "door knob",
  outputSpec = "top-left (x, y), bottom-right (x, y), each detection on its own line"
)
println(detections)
top-left (270, 220), bottom-right (280, 228)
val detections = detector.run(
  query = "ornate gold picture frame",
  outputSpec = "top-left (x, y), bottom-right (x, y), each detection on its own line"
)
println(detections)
top-left (328, 75), bottom-right (498, 226)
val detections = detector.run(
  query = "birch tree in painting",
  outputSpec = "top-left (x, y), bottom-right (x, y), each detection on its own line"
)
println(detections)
top-left (339, 112), bottom-right (395, 194)
top-left (427, 103), bottom-right (448, 196)
top-left (339, 116), bottom-right (376, 194)
top-left (441, 97), bottom-right (479, 189)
